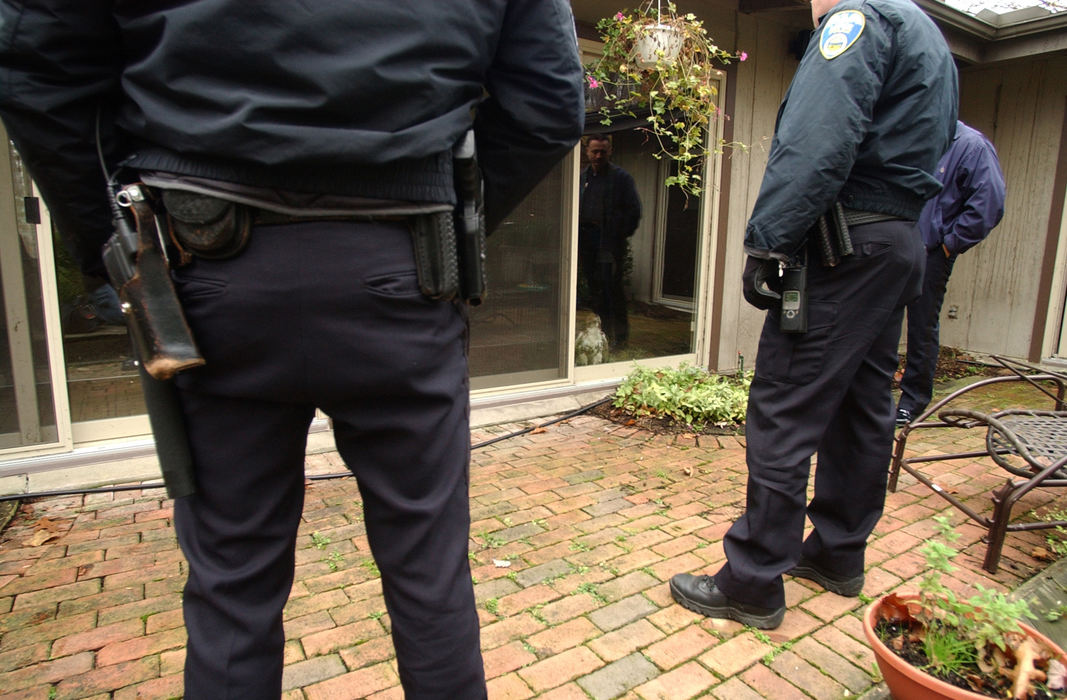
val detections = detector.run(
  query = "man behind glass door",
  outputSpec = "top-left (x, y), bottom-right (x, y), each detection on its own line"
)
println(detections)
top-left (579, 134), bottom-right (642, 351)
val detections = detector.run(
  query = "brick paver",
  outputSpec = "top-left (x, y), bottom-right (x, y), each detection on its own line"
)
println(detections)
top-left (0, 378), bottom-right (1064, 698)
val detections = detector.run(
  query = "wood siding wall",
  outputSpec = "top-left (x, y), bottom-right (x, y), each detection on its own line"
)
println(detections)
top-left (711, 11), bottom-right (804, 371)
top-left (942, 56), bottom-right (1067, 359)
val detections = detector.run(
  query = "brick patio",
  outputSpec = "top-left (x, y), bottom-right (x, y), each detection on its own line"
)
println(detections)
top-left (1, 376), bottom-right (1065, 699)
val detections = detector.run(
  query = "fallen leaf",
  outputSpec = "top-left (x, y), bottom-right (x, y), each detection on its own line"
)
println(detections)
top-left (35, 517), bottom-right (63, 532)
top-left (28, 529), bottom-right (59, 547)
top-left (1032, 546), bottom-right (1054, 561)
top-left (530, 427), bottom-right (547, 435)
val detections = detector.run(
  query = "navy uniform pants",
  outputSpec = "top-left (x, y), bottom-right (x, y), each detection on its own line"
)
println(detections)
top-left (170, 220), bottom-right (486, 699)
top-left (715, 220), bottom-right (924, 608)
top-left (898, 246), bottom-right (958, 417)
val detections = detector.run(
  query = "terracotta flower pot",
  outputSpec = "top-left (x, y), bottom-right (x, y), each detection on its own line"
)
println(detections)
top-left (863, 594), bottom-right (1067, 699)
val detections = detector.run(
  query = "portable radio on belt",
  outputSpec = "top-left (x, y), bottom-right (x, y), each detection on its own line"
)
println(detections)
top-left (779, 252), bottom-right (808, 334)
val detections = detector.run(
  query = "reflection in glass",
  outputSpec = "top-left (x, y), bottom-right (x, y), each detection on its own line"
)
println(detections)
top-left (575, 128), bottom-right (698, 367)
top-left (468, 161), bottom-right (567, 389)
top-left (33, 148), bottom-right (145, 423)
top-left (578, 134), bottom-right (640, 357)
top-left (0, 144), bottom-right (59, 449)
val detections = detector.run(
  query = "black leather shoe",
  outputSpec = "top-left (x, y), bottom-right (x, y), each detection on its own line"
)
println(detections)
top-left (669, 574), bottom-right (784, 629)
top-left (895, 408), bottom-right (912, 427)
top-left (788, 558), bottom-right (864, 597)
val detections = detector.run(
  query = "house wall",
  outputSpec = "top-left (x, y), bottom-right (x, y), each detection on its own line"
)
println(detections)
top-left (941, 55), bottom-right (1067, 359)
top-left (708, 10), bottom-right (807, 372)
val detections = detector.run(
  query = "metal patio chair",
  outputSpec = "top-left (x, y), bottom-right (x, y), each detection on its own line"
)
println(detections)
top-left (888, 355), bottom-right (1067, 573)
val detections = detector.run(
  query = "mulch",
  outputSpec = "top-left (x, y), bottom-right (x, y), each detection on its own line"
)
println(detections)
top-left (587, 401), bottom-right (744, 437)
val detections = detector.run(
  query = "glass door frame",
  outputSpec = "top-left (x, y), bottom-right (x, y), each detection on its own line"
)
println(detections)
top-left (0, 153), bottom-right (72, 461)
top-left (574, 72), bottom-right (727, 382)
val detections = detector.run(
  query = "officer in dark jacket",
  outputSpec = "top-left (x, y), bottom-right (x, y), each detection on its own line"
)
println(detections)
top-left (670, 0), bottom-right (957, 628)
top-left (0, 2), bottom-right (584, 697)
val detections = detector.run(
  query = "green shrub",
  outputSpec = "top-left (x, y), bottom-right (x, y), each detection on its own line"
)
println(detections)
top-left (612, 363), bottom-right (751, 430)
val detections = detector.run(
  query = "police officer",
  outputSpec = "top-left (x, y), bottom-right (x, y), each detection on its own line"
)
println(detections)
top-left (0, 2), bottom-right (584, 697)
top-left (669, 0), bottom-right (957, 628)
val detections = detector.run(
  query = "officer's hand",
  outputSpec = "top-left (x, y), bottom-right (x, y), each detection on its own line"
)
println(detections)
top-left (742, 256), bottom-right (782, 310)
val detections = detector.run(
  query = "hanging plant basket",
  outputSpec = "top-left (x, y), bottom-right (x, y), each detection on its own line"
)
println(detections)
top-left (585, 1), bottom-right (747, 198)
top-left (632, 23), bottom-right (684, 68)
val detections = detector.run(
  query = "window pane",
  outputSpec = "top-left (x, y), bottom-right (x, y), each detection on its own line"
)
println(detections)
top-left (469, 162), bottom-right (567, 388)
top-left (48, 180), bottom-right (144, 423)
top-left (576, 128), bottom-right (696, 367)
top-left (0, 145), bottom-right (59, 449)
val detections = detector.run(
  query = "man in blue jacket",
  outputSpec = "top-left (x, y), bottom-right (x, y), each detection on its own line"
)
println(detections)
top-left (0, 2), bottom-right (584, 697)
top-left (669, 0), bottom-right (957, 628)
top-left (896, 121), bottom-right (1006, 426)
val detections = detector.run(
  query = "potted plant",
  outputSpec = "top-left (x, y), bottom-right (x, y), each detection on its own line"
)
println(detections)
top-left (586, 1), bottom-right (746, 198)
top-left (864, 515), bottom-right (1067, 698)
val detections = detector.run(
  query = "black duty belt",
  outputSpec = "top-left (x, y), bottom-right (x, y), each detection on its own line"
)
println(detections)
top-left (252, 209), bottom-right (410, 226)
top-left (811, 204), bottom-right (909, 268)
top-left (161, 187), bottom-right (415, 263)
top-left (839, 208), bottom-right (908, 227)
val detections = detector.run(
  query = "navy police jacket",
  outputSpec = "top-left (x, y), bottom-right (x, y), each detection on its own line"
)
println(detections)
top-left (0, 0), bottom-right (585, 277)
top-left (744, 0), bottom-right (958, 262)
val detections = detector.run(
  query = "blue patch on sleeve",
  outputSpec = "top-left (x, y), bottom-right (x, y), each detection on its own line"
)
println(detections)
top-left (820, 10), bottom-right (865, 59)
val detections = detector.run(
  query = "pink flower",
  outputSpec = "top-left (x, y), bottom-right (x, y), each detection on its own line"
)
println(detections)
top-left (615, 12), bottom-right (624, 20)
top-left (588, 76), bottom-right (600, 89)
top-left (739, 51), bottom-right (748, 61)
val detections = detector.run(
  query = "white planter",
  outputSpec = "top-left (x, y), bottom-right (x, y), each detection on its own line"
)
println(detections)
top-left (633, 24), bottom-right (683, 68)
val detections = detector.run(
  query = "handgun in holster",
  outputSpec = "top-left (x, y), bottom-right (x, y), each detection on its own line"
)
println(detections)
top-left (102, 183), bottom-right (202, 499)
top-left (410, 129), bottom-right (488, 304)
top-left (453, 129), bottom-right (487, 305)
top-left (100, 180), bottom-right (201, 497)
top-left (102, 183), bottom-right (205, 381)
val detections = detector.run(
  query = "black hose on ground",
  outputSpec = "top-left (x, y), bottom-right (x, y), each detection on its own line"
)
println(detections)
top-left (0, 395), bottom-right (614, 502)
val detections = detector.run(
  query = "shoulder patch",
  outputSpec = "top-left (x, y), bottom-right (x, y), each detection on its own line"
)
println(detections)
top-left (819, 10), bottom-right (865, 59)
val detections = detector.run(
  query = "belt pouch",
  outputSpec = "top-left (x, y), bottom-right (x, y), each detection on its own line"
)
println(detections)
top-left (161, 190), bottom-right (251, 261)
top-left (410, 211), bottom-right (460, 300)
